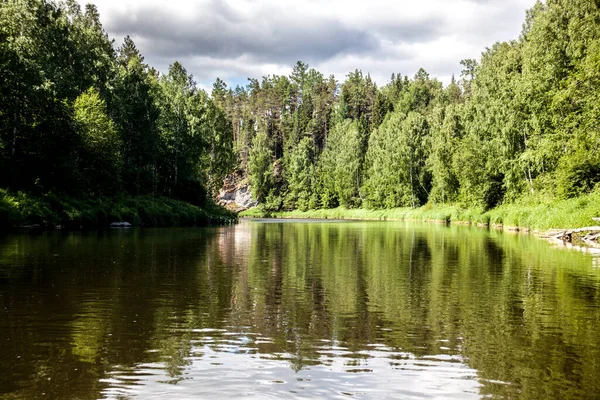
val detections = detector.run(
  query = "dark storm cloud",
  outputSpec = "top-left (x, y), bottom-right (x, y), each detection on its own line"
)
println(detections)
top-left (375, 16), bottom-right (445, 44)
top-left (104, 1), bottom-right (442, 65)
top-left (90, 0), bottom-right (537, 87)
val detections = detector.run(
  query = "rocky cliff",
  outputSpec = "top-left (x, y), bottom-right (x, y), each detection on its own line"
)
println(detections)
top-left (217, 172), bottom-right (257, 212)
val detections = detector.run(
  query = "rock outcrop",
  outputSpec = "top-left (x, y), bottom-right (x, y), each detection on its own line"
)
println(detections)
top-left (110, 222), bottom-right (132, 228)
top-left (217, 172), bottom-right (257, 212)
top-left (548, 226), bottom-right (600, 246)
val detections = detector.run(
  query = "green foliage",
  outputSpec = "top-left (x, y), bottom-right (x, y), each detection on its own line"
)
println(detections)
top-left (364, 111), bottom-right (430, 208)
top-left (319, 120), bottom-right (362, 207)
top-left (250, 189), bottom-right (600, 232)
top-left (555, 148), bottom-right (600, 198)
top-left (453, 134), bottom-right (503, 210)
top-left (3, 0), bottom-right (600, 226)
top-left (486, 190), bottom-right (600, 231)
top-left (248, 131), bottom-right (274, 203)
top-left (197, 92), bottom-right (235, 196)
top-left (153, 62), bottom-right (234, 204)
top-left (156, 62), bottom-right (200, 194)
top-left (112, 43), bottom-right (161, 195)
top-left (550, 37), bottom-right (600, 198)
top-left (428, 105), bottom-right (461, 203)
top-left (73, 88), bottom-right (121, 194)
top-left (0, 1), bottom-right (235, 225)
top-left (339, 70), bottom-right (377, 131)
top-left (0, 189), bottom-right (235, 230)
top-left (285, 137), bottom-right (315, 211)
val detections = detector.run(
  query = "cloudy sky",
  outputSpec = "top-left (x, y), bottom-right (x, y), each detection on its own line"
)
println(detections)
top-left (81, 0), bottom-right (538, 90)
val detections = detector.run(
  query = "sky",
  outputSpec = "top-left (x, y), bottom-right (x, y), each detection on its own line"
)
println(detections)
top-left (80, 0), bottom-right (538, 90)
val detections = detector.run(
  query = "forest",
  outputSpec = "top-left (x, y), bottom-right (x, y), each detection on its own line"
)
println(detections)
top-left (0, 0), bottom-right (235, 227)
top-left (1, 0), bottom-right (600, 228)
top-left (228, 0), bottom-right (600, 216)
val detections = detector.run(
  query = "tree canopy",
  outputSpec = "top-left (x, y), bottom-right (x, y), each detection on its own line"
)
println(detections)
top-left (0, 0), bottom-right (234, 206)
top-left (2, 0), bottom-right (599, 214)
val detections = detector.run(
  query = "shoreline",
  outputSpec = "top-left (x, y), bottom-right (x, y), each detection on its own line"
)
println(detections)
top-left (0, 190), bottom-right (237, 232)
top-left (239, 199), bottom-right (600, 249)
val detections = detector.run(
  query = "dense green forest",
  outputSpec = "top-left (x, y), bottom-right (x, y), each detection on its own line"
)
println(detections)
top-left (226, 0), bottom-right (600, 215)
top-left (0, 0), bottom-right (236, 227)
top-left (1, 0), bottom-right (599, 228)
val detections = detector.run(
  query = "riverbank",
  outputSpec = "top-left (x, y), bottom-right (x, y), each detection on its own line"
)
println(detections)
top-left (240, 191), bottom-right (600, 234)
top-left (0, 189), bottom-right (237, 231)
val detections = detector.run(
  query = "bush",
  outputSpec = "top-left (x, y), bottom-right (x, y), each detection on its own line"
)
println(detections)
top-left (556, 151), bottom-right (600, 199)
top-left (0, 189), bottom-right (236, 230)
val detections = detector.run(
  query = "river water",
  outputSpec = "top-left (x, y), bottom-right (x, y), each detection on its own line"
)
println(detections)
top-left (1, 219), bottom-right (599, 399)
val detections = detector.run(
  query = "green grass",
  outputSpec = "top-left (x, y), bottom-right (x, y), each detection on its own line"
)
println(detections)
top-left (0, 189), bottom-right (237, 230)
top-left (240, 205), bottom-right (489, 225)
top-left (239, 205), bottom-right (480, 223)
top-left (239, 191), bottom-right (600, 232)
top-left (237, 206), bottom-right (266, 218)
top-left (485, 192), bottom-right (600, 231)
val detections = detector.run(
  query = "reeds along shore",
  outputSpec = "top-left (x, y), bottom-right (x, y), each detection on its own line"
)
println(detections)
top-left (240, 190), bottom-right (600, 242)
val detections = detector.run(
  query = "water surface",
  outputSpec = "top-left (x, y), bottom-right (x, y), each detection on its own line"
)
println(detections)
top-left (1, 220), bottom-right (599, 399)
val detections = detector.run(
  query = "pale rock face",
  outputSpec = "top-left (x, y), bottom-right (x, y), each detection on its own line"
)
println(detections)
top-left (217, 183), bottom-right (257, 211)
top-left (232, 185), bottom-right (258, 209)
top-left (110, 221), bottom-right (132, 228)
top-left (217, 171), bottom-right (258, 211)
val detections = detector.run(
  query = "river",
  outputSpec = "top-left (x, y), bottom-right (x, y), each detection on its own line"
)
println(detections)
top-left (1, 219), bottom-right (599, 399)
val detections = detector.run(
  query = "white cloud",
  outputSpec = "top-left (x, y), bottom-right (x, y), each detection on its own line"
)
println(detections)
top-left (82, 0), bottom-right (537, 88)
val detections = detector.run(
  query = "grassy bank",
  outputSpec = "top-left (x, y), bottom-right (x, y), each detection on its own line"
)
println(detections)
top-left (240, 191), bottom-right (600, 232)
top-left (0, 189), bottom-right (237, 230)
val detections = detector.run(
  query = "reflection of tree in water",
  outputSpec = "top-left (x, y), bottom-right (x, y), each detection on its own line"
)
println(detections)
top-left (222, 222), bottom-right (600, 400)
top-left (0, 229), bottom-right (230, 398)
top-left (1, 223), bottom-right (600, 398)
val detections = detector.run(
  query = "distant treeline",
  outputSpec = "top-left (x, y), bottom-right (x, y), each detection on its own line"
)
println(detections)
top-left (1, 0), bottom-right (600, 216)
top-left (214, 0), bottom-right (600, 212)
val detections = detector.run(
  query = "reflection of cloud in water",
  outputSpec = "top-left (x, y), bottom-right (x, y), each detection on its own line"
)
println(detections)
top-left (100, 337), bottom-right (481, 399)
top-left (4, 221), bottom-right (600, 399)
top-left (217, 223), bottom-right (253, 265)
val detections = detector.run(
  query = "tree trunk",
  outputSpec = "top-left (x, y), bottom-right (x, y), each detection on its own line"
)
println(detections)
top-left (409, 151), bottom-right (415, 209)
top-left (11, 112), bottom-right (17, 157)
top-left (152, 162), bottom-right (156, 197)
top-left (174, 158), bottom-right (178, 187)
top-left (527, 165), bottom-right (534, 194)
